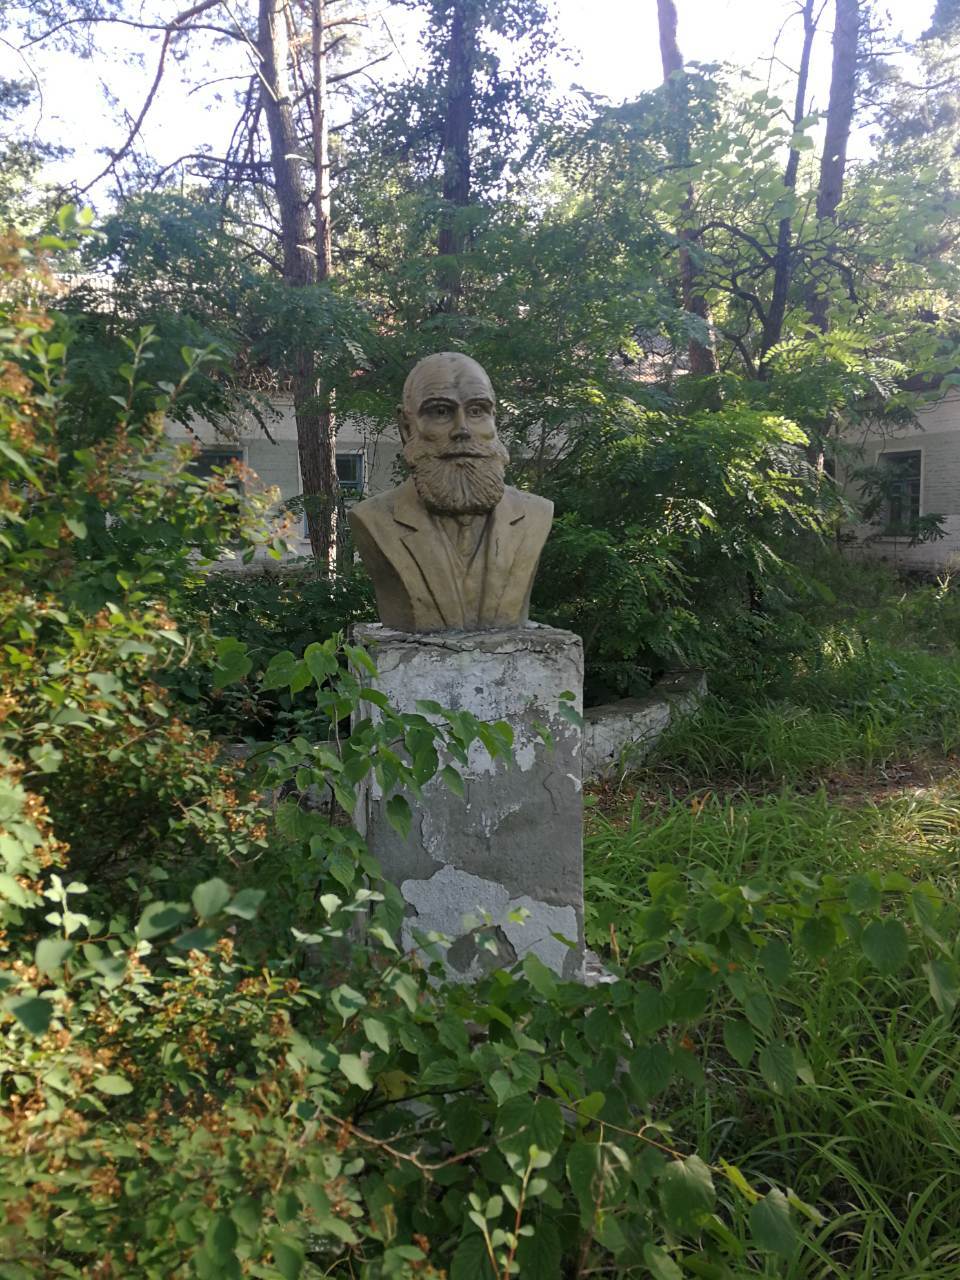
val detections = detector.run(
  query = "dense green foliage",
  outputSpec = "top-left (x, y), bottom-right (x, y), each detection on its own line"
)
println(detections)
top-left (174, 567), bottom-right (376, 740)
top-left (6, 2), bottom-right (960, 1273)
top-left (584, 579), bottom-right (960, 1274)
top-left (6, 221), bottom-right (960, 1278)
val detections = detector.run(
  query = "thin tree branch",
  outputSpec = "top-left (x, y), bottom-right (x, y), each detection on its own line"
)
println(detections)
top-left (697, 220), bottom-right (775, 265)
top-left (328, 51), bottom-right (389, 83)
top-left (19, 11), bottom-right (245, 49)
top-left (78, 0), bottom-right (231, 194)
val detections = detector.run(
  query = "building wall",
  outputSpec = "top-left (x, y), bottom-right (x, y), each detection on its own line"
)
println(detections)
top-left (841, 390), bottom-right (960, 573)
top-left (165, 401), bottom-right (402, 562)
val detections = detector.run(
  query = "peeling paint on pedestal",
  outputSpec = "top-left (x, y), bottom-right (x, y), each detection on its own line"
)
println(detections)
top-left (400, 864), bottom-right (578, 980)
top-left (352, 623), bottom-right (585, 980)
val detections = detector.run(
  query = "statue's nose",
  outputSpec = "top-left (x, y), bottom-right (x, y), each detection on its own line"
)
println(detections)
top-left (449, 410), bottom-right (470, 440)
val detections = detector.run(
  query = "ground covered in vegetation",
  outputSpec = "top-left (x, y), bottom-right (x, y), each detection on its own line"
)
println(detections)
top-left (5, 223), bottom-right (960, 1280)
top-left (585, 577), bottom-right (960, 1276)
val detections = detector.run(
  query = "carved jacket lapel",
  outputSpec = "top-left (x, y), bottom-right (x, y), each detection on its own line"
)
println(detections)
top-left (481, 489), bottom-right (529, 623)
top-left (392, 481), bottom-right (465, 629)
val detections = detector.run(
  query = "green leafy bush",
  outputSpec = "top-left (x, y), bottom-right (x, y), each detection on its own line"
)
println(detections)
top-left (585, 782), bottom-right (960, 1274)
top-left (174, 566), bottom-right (376, 742)
top-left (533, 406), bottom-right (828, 702)
top-left (4, 218), bottom-right (959, 1280)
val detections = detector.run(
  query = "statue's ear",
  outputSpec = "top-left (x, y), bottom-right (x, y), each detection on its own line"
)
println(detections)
top-left (397, 403), bottom-right (412, 445)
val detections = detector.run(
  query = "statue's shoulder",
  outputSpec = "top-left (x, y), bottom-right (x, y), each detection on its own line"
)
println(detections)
top-left (349, 479), bottom-right (413, 531)
top-left (504, 485), bottom-right (553, 522)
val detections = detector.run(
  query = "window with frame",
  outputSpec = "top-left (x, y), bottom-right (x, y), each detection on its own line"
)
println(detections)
top-left (880, 450), bottom-right (921, 534)
top-left (189, 445), bottom-right (244, 487)
top-left (336, 452), bottom-right (364, 496)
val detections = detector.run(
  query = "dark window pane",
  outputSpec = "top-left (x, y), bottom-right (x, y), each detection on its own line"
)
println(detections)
top-left (880, 451), bottom-right (921, 533)
top-left (336, 453), bottom-right (364, 493)
top-left (190, 446), bottom-right (244, 485)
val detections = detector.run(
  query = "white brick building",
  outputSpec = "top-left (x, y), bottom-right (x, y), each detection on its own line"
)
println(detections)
top-left (165, 401), bottom-right (401, 560)
top-left (842, 390), bottom-right (960, 574)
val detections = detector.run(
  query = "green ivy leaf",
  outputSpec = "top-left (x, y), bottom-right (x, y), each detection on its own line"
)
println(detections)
top-left (363, 1017), bottom-right (390, 1052)
top-left (344, 643), bottom-right (377, 677)
top-left (924, 958), bottom-right (960, 1016)
top-left (231, 1196), bottom-right (261, 1237)
top-left (632, 1043), bottom-right (673, 1102)
top-left (225, 888), bottom-right (265, 920)
top-left (28, 743), bottom-right (63, 774)
top-left (758, 1041), bottom-right (797, 1096)
top-left (386, 794), bottom-right (412, 840)
top-left (35, 937), bottom-right (74, 976)
top-left (261, 650), bottom-right (300, 691)
top-left (750, 1188), bottom-right (797, 1257)
top-left (697, 896), bottom-right (734, 936)
top-left (271, 1237), bottom-right (304, 1280)
top-left (742, 989), bottom-right (774, 1035)
top-left (212, 637), bottom-right (252, 690)
top-left (523, 951), bottom-right (557, 998)
top-left (723, 1018), bottom-right (756, 1068)
top-left (799, 916), bottom-right (835, 960)
top-left (5, 995), bottom-right (53, 1036)
top-left (861, 917), bottom-right (910, 975)
top-left (557, 701), bottom-right (584, 729)
top-left (136, 900), bottom-right (190, 940)
top-left (760, 937), bottom-right (791, 985)
top-left (446, 1097), bottom-right (484, 1152)
top-left (304, 641), bottom-right (338, 683)
top-left (566, 1142), bottom-right (602, 1220)
top-left (93, 1074), bottom-right (133, 1095)
top-left (658, 1154), bottom-right (716, 1234)
top-left (847, 874), bottom-right (882, 912)
top-left (499, 1095), bottom-right (564, 1155)
top-left (339, 1053), bottom-right (373, 1090)
top-left (192, 878), bottom-right (232, 919)
top-left (328, 847), bottom-right (358, 889)
top-left (172, 926), bottom-right (219, 951)
top-left (390, 972), bottom-right (419, 1012)
top-left (441, 764), bottom-right (465, 797)
top-left (643, 1243), bottom-right (683, 1280)
top-left (516, 1222), bottom-right (563, 1278)
top-left (451, 1232), bottom-right (494, 1280)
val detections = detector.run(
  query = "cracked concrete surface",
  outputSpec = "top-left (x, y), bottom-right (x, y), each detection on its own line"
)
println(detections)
top-left (353, 623), bottom-right (584, 979)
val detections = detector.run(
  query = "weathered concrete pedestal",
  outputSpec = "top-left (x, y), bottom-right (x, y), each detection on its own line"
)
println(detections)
top-left (353, 623), bottom-right (584, 980)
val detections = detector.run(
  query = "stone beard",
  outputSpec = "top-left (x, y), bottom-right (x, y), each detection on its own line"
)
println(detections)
top-left (405, 437), bottom-right (509, 517)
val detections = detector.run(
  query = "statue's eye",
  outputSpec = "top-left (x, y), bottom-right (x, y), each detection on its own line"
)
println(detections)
top-left (431, 404), bottom-right (450, 417)
top-left (468, 404), bottom-right (485, 417)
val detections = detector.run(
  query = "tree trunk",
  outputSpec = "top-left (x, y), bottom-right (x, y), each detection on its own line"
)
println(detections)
top-left (656, 0), bottom-right (718, 378)
top-left (312, 0), bottom-right (333, 281)
top-left (257, 0), bottom-right (337, 569)
top-left (759, 0), bottom-right (818, 364)
top-left (809, 0), bottom-right (860, 331)
top-left (310, 0), bottom-right (338, 566)
top-left (437, 0), bottom-right (476, 311)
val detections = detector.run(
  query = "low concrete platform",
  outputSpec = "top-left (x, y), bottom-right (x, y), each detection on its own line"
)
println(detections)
top-left (582, 670), bottom-right (707, 779)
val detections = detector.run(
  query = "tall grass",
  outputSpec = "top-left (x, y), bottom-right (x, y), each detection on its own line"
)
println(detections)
top-left (651, 642), bottom-right (960, 788)
top-left (585, 573), bottom-right (960, 1275)
top-left (586, 785), bottom-right (960, 1276)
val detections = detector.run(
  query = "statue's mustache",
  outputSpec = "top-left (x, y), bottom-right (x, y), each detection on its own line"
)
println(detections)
top-left (405, 439), bottom-right (509, 466)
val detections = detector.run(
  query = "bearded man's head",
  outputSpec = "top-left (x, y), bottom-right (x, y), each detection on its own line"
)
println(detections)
top-left (398, 352), bottom-right (510, 516)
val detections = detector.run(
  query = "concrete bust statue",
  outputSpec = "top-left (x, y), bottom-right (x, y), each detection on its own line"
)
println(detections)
top-left (348, 352), bottom-right (553, 632)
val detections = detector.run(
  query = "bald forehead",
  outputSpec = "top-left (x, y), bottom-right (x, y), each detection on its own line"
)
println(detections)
top-left (404, 353), bottom-right (495, 410)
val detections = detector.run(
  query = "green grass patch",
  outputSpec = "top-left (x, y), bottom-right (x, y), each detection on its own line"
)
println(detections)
top-left (652, 641), bottom-right (960, 789)
top-left (585, 765), bottom-right (960, 1274)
